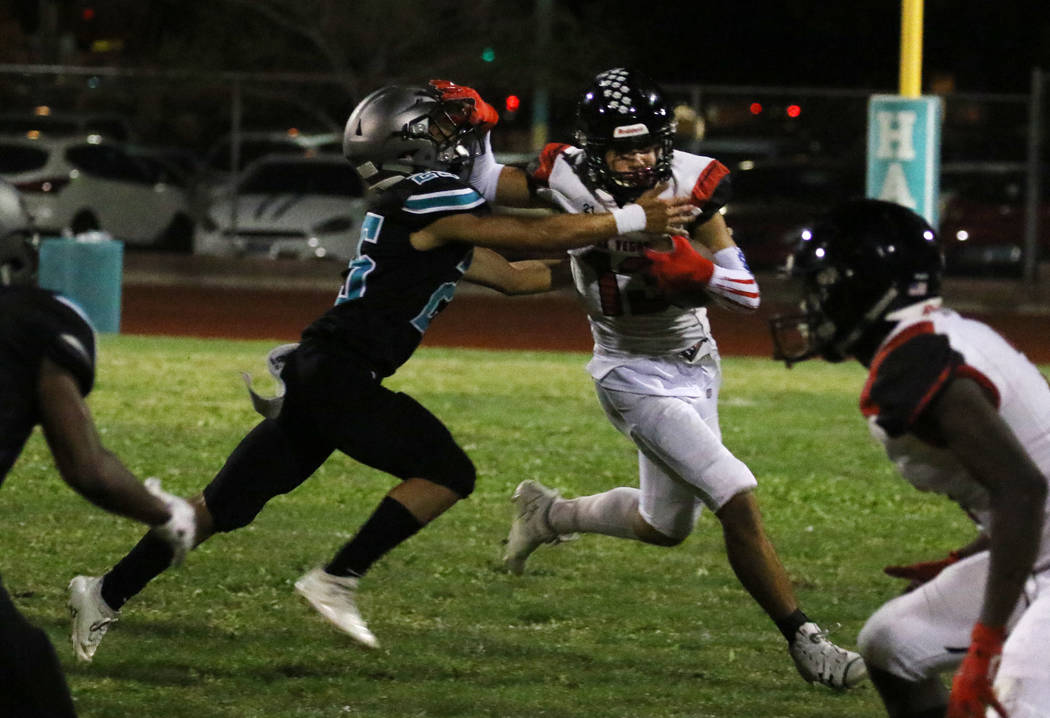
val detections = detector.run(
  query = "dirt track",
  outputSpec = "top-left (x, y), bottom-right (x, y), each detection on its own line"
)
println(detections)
top-left (120, 282), bottom-right (1050, 363)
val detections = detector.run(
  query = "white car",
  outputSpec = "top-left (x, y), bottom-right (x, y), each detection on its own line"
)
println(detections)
top-left (0, 135), bottom-right (195, 250)
top-left (194, 154), bottom-right (366, 261)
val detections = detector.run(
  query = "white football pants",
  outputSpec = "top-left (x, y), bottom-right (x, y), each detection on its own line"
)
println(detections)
top-left (857, 550), bottom-right (1050, 717)
top-left (593, 355), bottom-right (757, 540)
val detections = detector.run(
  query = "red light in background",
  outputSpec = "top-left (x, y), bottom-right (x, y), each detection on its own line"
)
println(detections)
top-left (82, 7), bottom-right (95, 20)
top-left (749, 102), bottom-right (763, 115)
top-left (786, 104), bottom-right (802, 118)
top-left (505, 95), bottom-right (521, 112)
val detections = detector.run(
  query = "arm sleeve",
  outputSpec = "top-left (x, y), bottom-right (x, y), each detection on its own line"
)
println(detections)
top-left (466, 132), bottom-right (505, 203)
top-left (707, 247), bottom-right (760, 311)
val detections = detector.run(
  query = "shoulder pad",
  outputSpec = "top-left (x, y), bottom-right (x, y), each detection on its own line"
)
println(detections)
top-left (861, 325), bottom-right (960, 436)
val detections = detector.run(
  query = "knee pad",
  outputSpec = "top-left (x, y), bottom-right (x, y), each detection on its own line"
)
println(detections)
top-left (422, 444), bottom-right (476, 498)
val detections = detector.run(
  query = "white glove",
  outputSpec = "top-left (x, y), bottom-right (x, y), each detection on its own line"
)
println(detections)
top-left (144, 478), bottom-right (196, 565)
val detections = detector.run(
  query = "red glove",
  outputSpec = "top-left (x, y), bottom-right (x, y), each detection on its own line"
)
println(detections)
top-left (947, 623), bottom-right (1008, 718)
top-left (643, 235), bottom-right (715, 291)
top-left (883, 551), bottom-right (960, 593)
top-left (428, 79), bottom-right (499, 130)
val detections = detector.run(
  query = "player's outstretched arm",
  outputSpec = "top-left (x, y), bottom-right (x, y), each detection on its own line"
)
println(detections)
top-left (415, 183), bottom-right (694, 253)
top-left (37, 356), bottom-right (196, 561)
top-left (462, 247), bottom-right (563, 295)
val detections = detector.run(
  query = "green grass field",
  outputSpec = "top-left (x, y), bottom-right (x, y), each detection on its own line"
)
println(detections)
top-left (3, 335), bottom-right (987, 718)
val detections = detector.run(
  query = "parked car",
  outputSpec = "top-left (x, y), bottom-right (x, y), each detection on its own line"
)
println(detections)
top-left (0, 111), bottom-right (133, 141)
top-left (938, 162), bottom-right (1050, 276)
top-left (720, 159), bottom-right (864, 269)
top-left (0, 135), bottom-right (195, 250)
top-left (193, 154), bottom-right (365, 261)
top-left (196, 130), bottom-right (343, 198)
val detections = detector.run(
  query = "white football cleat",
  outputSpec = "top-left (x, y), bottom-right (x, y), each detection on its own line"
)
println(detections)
top-left (294, 567), bottom-right (378, 648)
top-left (68, 575), bottom-right (120, 662)
top-left (503, 479), bottom-right (565, 575)
top-left (789, 622), bottom-right (867, 689)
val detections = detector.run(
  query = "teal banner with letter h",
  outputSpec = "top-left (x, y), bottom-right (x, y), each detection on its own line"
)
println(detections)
top-left (866, 95), bottom-right (942, 227)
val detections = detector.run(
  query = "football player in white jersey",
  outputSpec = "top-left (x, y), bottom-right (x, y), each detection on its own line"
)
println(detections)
top-left (770, 199), bottom-right (1050, 718)
top-left (438, 68), bottom-right (866, 690)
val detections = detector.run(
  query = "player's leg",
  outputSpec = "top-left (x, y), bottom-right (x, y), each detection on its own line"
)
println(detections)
top-left (597, 371), bottom-right (864, 688)
top-left (502, 380), bottom-right (706, 573)
top-left (541, 453), bottom-right (700, 545)
top-left (715, 490), bottom-right (796, 622)
top-left (294, 373), bottom-right (475, 646)
top-left (857, 552), bottom-right (997, 716)
top-left (70, 413), bottom-right (332, 661)
top-left (1, 578), bottom-right (78, 717)
top-left (716, 490), bottom-right (866, 688)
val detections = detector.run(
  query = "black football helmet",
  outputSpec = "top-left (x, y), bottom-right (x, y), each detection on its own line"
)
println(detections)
top-left (769, 199), bottom-right (943, 366)
top-left (575, 68), bottom-right (675, 196)
top-left (343, 85), bottom-right (484, 190)
top-left (0, 178), bottom-right (38, 287)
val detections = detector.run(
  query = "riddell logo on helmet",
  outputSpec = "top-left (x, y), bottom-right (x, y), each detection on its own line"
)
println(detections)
top-left (613, 124), bottom-right (649, 138)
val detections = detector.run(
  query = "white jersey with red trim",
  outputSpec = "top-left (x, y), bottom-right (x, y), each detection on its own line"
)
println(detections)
top-left (862, 300), bottom-right (1050, 540)
top-left (531, 144), bottom-right (732, 362)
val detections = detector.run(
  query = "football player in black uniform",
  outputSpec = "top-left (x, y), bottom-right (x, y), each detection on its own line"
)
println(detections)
top-left (0, 180), bottom-right (195, 717)
top-left (68, 83), bottom-right (695, 656)
top-left (770, 199), bottom-right (1050, 718)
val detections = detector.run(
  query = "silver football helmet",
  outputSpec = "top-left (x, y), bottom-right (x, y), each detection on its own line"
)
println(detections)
top-left (343, 85), bottom-right (483, 190)
top-left (0, 179), bottom-right (38, 287)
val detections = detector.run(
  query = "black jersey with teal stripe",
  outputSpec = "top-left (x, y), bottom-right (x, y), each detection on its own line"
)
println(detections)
top-left (302, 171), bottom-right (487, 378)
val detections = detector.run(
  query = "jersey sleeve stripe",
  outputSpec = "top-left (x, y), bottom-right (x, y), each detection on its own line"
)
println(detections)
top-left (906, 363), bottom-right (954, 427)
top-left (403, 188), bottom-right (486, 214)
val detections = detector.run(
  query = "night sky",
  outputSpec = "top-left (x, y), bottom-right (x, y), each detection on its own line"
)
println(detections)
top-left (607, 2), bottom-right (1050, 94)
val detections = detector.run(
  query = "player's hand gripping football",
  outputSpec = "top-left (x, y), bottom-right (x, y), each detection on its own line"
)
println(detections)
top-left (145, 478), bottom-right (196, 566)
top-left (429, 79), bottom-right (499, 130)
top-left (947, 622), bottom-right (1008, 718)
top-left (634, 184), bottom-right (696, 237)
top-left (883, 551), bottom-right (960, 592)
top-left (643, 234), bottom-right (714, 291)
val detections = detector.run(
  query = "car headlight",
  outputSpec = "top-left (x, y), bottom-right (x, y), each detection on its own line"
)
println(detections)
top-left (312, 216), bottom-right (353, 234)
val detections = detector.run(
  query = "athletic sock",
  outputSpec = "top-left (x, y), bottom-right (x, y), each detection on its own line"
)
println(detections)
top-left (776, 608), bottom-right (810, 643)
top-left (101, 532), bottom-right (176, 610)
top-left (325, 496), bottom-right (424, 578)
top-left (548, 487), bottom-right (640, 539)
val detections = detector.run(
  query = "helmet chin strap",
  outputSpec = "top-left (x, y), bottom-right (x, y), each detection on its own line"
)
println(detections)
top-left (830, 286), bottom-right (899, 361)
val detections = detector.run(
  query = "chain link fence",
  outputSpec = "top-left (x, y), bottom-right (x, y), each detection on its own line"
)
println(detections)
top-left (1, 64), bottom-right (1046, 281)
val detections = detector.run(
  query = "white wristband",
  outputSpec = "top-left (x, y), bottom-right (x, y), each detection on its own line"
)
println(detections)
top-left (611, 203), bottom-right (646, 234)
